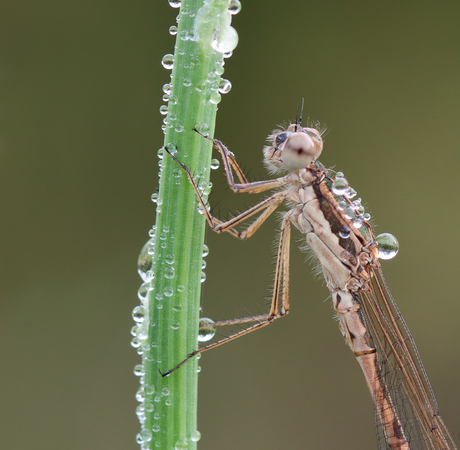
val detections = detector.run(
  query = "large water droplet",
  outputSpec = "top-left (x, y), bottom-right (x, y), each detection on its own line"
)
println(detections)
top-left (211, 25), bottom-right (239, 53)
top-left (209, 91), bottom-right (221, 105)
top-left (138, 284), bottom-right (148, 301)
top-left (138, 241), bottom-right (154, 281)
top-left (190, 430), bottom-right (201, 442)
top-left (228, 0), bottom-right (242, 14)
top-left (168, 0), bottom-right (181, 8)
top-left (132, 306), bottom-right (145, 323)
top-left (198, 317), bottom-right (216, 342)
top-left (375, 233), bottom-right (399, 260)
top-left (218, 78), bottom-right (232, 94)
top-left (131, 337), bottom-right (141, 348)
top-left (332, 176), bottom-right (349, 195)
top-left (169, 25), bottom-right (178, 35)
top-left (159, 105), bottom-right (169, 115)
top-left (210, 158), bottom-right (220, 170)
top-left (345, 187), bottom-right (357, 199)
top-left (161, 54), bottom-right (174, 69)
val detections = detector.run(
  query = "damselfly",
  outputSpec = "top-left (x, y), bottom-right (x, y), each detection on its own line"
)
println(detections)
top-left (162, 120), bottom-right (457, 450)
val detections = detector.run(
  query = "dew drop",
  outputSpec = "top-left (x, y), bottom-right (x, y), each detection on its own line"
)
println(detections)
top-left (161, 54), bottom-right (174, 70)
top-left (195, 122), bottom-right (210, 135)
top-left (363, 213), bottom-right (371, 221)
top-left (144, 384), bottom-right (155, 395)
top-left (198, 317), bottom-right (216, 342)
top-left (164, 286), bottom-right (174, 297)
top-left (138, 284), bottom-right (148, 301)
top-left (375, 233), bottom-right (399, 260)
top-left (180, 30), bottom-right (189, 41)
top-left (163, 83), bottom-right (172, 95)
top-left (191, 430), bottom-right (201, 442)
top-left (152, 423), bottom-right (160, 433)
top-left (165, 254), bottom-right (175, 264)
top-left (210, 158), bottom-right (220, 170)
top-left (151, 192), bottom-right (158, 203)
top-left (131, 337), bottom-right (141, 348)
top-left (352, 217), bottom-right (363, 229)
top-left (339, 226), bottom-right (351, 239)
top-left (202, 244), bottom-right (209, 257)
top-left (138, 241), bottom-right (154, 282)
top-left (136, 404), bottom-right (145, 418)
top-left (177, 284), bottom-right (185, 292)
top-left (171, 322), bottom-right (180, 330)
top-left (161, 387), bottom-right (170, 397)
top-left (173, 303), bottom-right (182, 312)
top-left (175, 440), bottom-right (188, 450)
top-left (159, 105), bottom-right (169, 115)
top-left (134, 364), bottom-right (145, 377)
top-left (145, 403), bottom-right (154, 412)
top-left (345, 187), bottom-right (357, 199)
top-left (200, 271), bottom-right (206, 283)
top-left (165, 142), bottom-right (178, 155)
top-left (140, 429), bottom-right (152, 442)
top-left (183, 77), bottom-right (192, 87)
top-left (164, 267), bottom-right (175, 279)
top-left (218, 78), bottom-right (232, 94)
top-left (209, 91), bottom-right (221, 105)
top-left (211, 26), bottom-right (239, 53)
top-left (169, 25), bottom-right (178, 35)
top-left (132, 306), bottom-right (145, 323)
top-left (228, 0), bottom-right (242, 14)
top-left (136, 387), bottom-right (146, 402)
top-left (169, 95), bottom-right (178, 105)
top-left (165, 398), bottom-right (173, 406)
top-left (332, 176), bottom-right (349, 196)
top-left (198, 180), bottom-right (208, 192)
top-left (168, 0), bottom-right (181, 8)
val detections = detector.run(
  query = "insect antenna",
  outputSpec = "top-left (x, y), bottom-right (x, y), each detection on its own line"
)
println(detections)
top-left (298, 98), bottom-right (305, 128)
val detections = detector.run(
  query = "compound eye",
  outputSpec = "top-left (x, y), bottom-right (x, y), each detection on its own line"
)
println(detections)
top-left (275, 132), bottom-right (289, 147)
top-left (281, 132), bottom-right (321, 170)
top-left (306, 129), bottom-right (322, 144)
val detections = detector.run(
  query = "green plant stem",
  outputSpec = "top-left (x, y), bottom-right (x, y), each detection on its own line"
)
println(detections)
top-left (137, 1), bottom-right (232, 448)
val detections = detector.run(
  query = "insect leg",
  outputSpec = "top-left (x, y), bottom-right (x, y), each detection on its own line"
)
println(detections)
top-left (160, 213), bottom-right (292, 377)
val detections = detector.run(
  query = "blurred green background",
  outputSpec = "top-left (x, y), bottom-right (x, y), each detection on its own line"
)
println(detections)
top-left (1, 1), bottom-right (459, 449)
